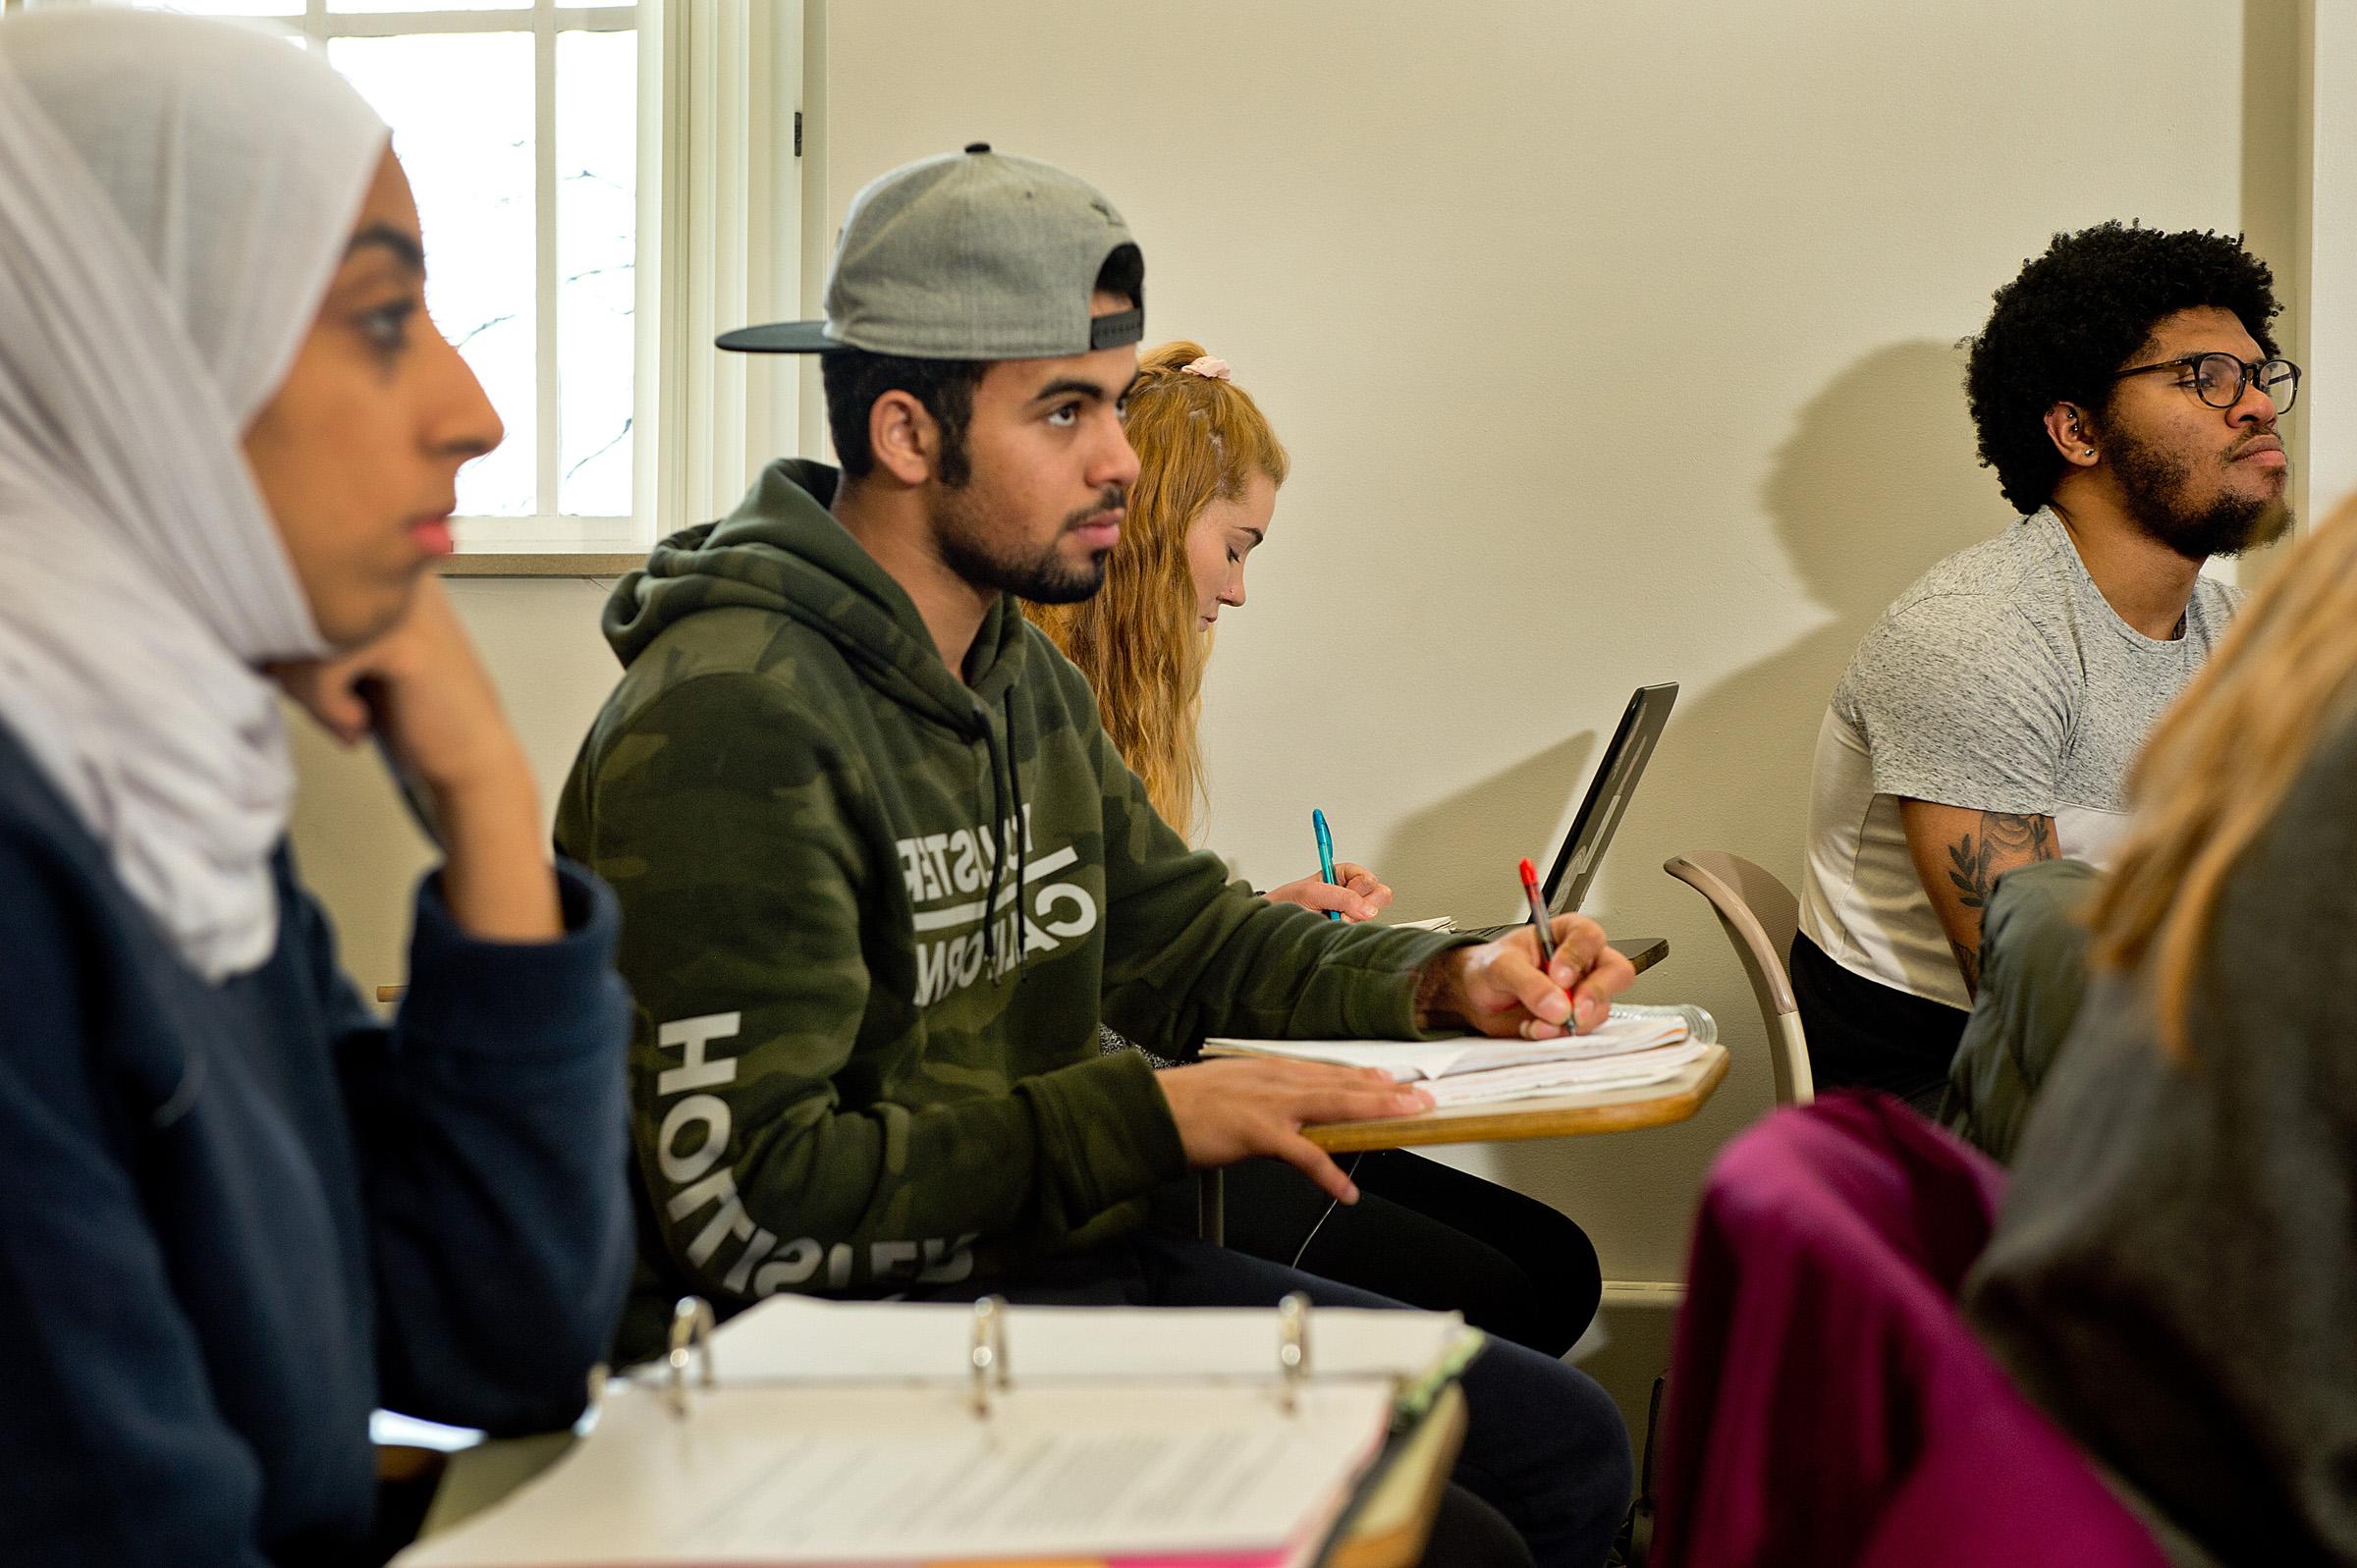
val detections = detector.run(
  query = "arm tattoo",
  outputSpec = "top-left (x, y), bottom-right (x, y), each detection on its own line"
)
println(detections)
top-left (1943, 811), bottom-right (2054, 912)
top-left (1942, 812), bottom-right (2053, 996)
top-left (1981, 810), bottom-right (2053, 861)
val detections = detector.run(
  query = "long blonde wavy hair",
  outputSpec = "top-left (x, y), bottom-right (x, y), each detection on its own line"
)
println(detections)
top-left (2089, 496), bottom-right (2357, 1055)
top-left (1025, 341), bottom-right (1289, 837)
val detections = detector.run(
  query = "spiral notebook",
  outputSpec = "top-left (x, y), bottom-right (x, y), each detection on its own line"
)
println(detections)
top-left (396, 1295), bottom-right (1480, 1568)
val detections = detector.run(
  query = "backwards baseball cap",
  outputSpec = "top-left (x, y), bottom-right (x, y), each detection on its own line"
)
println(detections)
top-left (717, 142), bottom-right (1143, 359)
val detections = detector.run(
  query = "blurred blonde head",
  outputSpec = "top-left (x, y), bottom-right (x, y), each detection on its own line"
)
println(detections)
top-left (2091, 500), bottom-right (2357, 1053)
top-left (1025, 340), bottom-right (1288, 836)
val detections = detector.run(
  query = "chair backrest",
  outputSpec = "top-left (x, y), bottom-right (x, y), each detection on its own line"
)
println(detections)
top-left (1663, 851), bottom-right (1813, 1105)
top-left (1650, 1097), bottom-right (2168, 1568)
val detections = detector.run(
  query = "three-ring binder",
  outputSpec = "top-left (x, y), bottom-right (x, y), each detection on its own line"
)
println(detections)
top-left (968, 1295), bottom-right (1009, 1417)
top-left (660, 1290), bottom-right (1326, 1419)
top-left (665, 1296), bottom-right (715, 1417)
top-left (1276, 1291), bottom-right (1311, 1413)
top-left (398, 1293), bottom-right (1471, 1566)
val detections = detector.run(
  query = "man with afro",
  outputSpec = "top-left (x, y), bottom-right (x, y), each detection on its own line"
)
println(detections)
top-left (1792, 221), bottom-right (2294, 1110)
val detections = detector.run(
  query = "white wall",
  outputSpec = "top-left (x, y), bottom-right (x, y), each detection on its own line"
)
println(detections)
top-left (295, 0), bottom-right (2294, 1291)
top-left (815, 0), bottom-right (2271, 1282)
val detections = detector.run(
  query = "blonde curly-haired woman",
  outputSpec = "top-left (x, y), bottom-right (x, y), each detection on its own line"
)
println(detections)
top-left (1027, 342), bottom-right (1602, 1359)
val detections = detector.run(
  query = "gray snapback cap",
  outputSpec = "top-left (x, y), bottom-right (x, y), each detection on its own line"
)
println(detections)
top-left (718, 142), bottom-right (1143, 358)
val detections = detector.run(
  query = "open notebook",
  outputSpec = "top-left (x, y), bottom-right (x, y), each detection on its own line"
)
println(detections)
top-left (397, 1296), bottom-right (1480, 1568)
top-left (1206, 1003), bottom-right (1718, 1108)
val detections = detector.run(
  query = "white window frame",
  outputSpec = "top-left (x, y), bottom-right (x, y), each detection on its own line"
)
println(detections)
top-left (305, 2), bottom-right (645, 556)
top-left (7, 0), bottom-right (809, 566)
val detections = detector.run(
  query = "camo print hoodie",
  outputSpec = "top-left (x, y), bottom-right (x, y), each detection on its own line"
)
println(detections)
top-left (557, 460), bottom-right (1469, 1361)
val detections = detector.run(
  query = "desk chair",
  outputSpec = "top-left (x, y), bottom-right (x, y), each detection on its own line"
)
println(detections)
top-left (1649, 1096), bottom-right (2166, 1568)
top-left (1662, 852), bottom-right (1813, 1106)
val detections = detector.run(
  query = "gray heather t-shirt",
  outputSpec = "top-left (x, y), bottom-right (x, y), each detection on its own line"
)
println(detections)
top-left (1798, 509), bottom-right (2240, 1011)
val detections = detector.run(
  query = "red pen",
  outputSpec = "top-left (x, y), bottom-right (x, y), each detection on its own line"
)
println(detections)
top-left (1518, 856), bottom-right (1555, 974)
top-left (1519, 857), bottom-right (1583, 1035)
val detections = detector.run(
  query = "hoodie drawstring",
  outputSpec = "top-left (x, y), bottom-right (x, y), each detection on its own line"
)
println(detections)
top-left (975, 691), bottom-right (1027, 980)
top-left (1006, 688), bottom-right (1027, 975)
top-left (978, 709), bottom-right (1006, 973)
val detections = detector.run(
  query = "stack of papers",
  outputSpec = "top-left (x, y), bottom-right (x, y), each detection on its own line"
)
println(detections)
top-left (1205, 1004), bottom-right (1716, 1108)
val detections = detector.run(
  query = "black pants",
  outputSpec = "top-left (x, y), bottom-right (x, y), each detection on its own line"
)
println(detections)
top-left (1426, 1485), bottom-right (1537, 1568)
top-left (908, 1228), bottom-right (1632, 1568)
top-left (1217, 1152), bottom-right (1603, 1359)
top-left (1788, 931), bottom-right (1967, 1114)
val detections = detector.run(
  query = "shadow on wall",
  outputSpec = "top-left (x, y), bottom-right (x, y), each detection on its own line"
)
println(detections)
top-left (1480, 339), bottom-right (2003, 1202)
top-left (1655, 337), bottom-right (2001, 879)
top-left (1372, 730), bottom-right (1597, 925)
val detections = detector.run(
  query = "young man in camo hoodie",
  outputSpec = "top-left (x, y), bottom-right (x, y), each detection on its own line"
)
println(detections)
top-left (557, 145), bottom-right (1636, 1568)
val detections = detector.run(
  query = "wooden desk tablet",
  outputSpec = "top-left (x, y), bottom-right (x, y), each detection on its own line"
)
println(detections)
top-left (1304, 1044), bottom-right (1728, 1153)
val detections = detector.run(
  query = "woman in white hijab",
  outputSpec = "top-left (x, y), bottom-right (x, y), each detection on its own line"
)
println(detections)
top-left (0, 11), bottom-right (630, 1564)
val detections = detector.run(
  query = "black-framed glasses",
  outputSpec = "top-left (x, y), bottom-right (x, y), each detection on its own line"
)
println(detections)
top-left (2110, 351), bottom-right (2301, 415)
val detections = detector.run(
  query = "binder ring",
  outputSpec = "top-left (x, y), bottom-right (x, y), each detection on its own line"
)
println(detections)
top-left (1277, 1292), bottom-right (1312, 1414)
top-left (969, 1295), bottom-right (1011, 1418)
top-left (666, 1296), bottom-right (717, 1418)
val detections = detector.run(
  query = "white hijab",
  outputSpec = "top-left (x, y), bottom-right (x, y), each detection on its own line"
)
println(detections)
top-left (0, 10), bottom-right (387, 981)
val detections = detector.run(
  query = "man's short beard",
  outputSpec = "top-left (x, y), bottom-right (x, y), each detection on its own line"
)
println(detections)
top-left (2106, 422), bottom-right (2293, 562)
top-left (930, 484), bottom-right (1123, 605)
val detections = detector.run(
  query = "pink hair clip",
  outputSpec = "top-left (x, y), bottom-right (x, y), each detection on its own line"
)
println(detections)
top-left (1179, 355), bottom-right (1232, 380)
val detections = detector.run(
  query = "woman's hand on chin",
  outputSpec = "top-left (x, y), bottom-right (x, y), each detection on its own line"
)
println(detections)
top-left (272, 577), bottom-right (559, 943)
top-left (274, 576), bottom-right (519, 788)
top-left (1264, 863), bottom-right (1393, 923)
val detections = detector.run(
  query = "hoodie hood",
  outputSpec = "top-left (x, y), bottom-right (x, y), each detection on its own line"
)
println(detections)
top-left (600, 458), bottom-right (1030, 738)
top-left (598, 458), bottom-right (1044, 980)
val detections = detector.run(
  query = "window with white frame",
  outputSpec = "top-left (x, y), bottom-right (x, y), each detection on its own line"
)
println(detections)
top-left (7, 0), bottom-right (804, 559)
top-left (88, 0), bottom-right (647, 552)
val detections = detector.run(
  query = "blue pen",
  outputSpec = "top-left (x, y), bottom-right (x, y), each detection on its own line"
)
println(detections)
top-left (1311, 808), bottom-right (1343, 922)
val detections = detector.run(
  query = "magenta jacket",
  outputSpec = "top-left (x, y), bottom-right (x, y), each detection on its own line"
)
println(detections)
top-left (1650, 1094), bottom-right (2165, 1568)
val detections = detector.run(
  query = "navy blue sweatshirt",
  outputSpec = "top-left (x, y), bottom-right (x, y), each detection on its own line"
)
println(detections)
top-left (0, 723), bottom-right (633, 1566)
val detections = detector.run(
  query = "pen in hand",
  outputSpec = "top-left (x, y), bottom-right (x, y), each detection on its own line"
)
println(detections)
top-left (1519, 855), bottom-right (1579, 1032)
top-left (1312, 809), bottom-right (1343, 922)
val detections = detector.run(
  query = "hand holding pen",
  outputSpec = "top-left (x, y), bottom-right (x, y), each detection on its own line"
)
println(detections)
top-left (1489, 848), bottom-right (1621, 1032)
top-left (1314, 809), bottom-right (1343, 922)
top-left (1262, 809), bottom-right (1394, 920)
top-left (1416, 891), bottom-right (1635, 1040)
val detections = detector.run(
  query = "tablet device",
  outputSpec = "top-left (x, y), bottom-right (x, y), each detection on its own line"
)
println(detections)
top-left (1537, 681), bottom-right (1678, 914)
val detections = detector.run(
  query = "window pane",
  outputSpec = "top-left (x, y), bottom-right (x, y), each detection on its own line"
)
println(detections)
top-left (331, 32), bottom-right (537, 517)
top-left (330, 0), bottom-right (529, 13)
top-left (120, 1), bottom-right (303, 17)
top-left (556, 27), bottom-right (636, 518)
